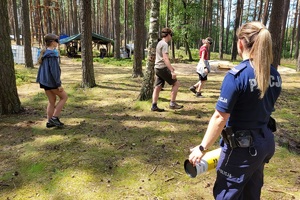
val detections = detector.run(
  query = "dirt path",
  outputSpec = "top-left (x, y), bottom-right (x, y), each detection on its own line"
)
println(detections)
top-left (173, 60), bottom-right (298, 75)
top-left (18, 58), bottom-right (297, 100)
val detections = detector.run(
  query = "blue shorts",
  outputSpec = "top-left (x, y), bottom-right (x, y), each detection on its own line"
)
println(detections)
top-left (213, 127), bottom-right (275, 200)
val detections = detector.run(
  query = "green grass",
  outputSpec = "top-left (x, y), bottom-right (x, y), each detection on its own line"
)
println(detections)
top-left (1, 55), bottom-right (299, 200)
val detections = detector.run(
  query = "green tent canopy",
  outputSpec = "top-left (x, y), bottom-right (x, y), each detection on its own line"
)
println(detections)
top-left (59, 32), bottom-right (114, 45)
top-left (59, 33), bottom-right (114, 57)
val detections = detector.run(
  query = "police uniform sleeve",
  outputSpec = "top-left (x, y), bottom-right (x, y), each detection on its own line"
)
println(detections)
top-left (216, 64), bottom-right (247, 113)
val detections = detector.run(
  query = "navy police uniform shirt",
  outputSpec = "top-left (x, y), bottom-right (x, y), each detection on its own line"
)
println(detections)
top-left (216, 59), bottom-right (281, 129)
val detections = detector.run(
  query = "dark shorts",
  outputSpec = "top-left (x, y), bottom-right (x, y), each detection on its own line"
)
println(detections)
top-left (154, 67), bottom-right (177, 87)
top-left (198, 73), bottom-right (207, 81)
top-left (40, 84), bottom-right (58, 90)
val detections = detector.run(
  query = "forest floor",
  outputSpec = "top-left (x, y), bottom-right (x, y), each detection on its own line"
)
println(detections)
top-left (0, 57), bottom-right (299, 200)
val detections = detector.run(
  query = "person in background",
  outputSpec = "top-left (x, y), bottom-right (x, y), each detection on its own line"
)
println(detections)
top-left (188, 21), bottom-right (281, 199)
top-left (189, 37), bottom-right (213, 97)
top-left (151, 28), bottom-right (183, 112)
top-left (36, 33), bottom-right (68, 128)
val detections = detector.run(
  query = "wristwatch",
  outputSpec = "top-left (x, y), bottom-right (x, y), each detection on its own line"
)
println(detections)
top-left (199, 145), bottom-right (208, 153)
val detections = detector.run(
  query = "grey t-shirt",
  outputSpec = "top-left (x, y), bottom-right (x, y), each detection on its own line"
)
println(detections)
top-left (155, 40), bottom-right (169, 69)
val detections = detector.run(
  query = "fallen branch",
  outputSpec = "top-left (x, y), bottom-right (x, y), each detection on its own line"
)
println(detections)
top-left (165, 177), bottom-right (175, 182)
top-left (174, 170), bottom-right (183, 175)
top-left (116, 143), bottom-right (126, 150)
top-left (267, 189), bottom-right (295, 197)
top-left (0, 183), bottom-right (10, 187)
top-left (149, 165), bottom-right (158, 176)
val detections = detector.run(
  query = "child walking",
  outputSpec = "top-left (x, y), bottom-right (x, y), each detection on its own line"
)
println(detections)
top-left (190, 37), bottom-right (213, 97)
top-left (36, 33), bottom-right (68, 128)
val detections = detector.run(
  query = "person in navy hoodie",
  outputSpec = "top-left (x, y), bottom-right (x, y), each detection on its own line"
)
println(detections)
top-left (188, 21), bottom-right (282, 200)
top-left (37, 33), bottom-right (68, 128)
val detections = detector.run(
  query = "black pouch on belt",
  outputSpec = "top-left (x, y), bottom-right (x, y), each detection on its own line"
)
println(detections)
top-left (235, 130), bottom-right (252, 148)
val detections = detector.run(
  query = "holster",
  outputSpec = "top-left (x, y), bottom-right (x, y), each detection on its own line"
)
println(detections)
top-left (221, 127), bottom-right (252, 148)
top-left (268, 116), bottom-right (277, 132)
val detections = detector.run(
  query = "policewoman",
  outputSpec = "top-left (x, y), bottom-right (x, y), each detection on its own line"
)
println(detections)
top-left (188, 21), bottom-right (281, 200)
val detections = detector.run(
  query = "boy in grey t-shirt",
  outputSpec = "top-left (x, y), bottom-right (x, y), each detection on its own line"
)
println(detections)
top-left (151, 28), bottom-right (183, 112)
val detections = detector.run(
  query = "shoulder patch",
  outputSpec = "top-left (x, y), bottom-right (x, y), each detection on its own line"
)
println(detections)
top-left (228, 63), bottom-right (247, 76)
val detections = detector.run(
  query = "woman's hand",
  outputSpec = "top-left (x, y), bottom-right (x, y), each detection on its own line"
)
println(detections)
top-left (189, 145), bottom-right (205, 166)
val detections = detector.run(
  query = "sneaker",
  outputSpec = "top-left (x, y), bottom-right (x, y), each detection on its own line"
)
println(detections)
top-left (46, 122), bottom-right (56, 128)
top-left (151, 107), bottom-right (165, 112)
top-left (189, 86), bottom-right (196, 94)
top-left (169, 103), bottom-right (183, 109)
top-left (195, 92), bottom-right (203, 98)
top-left (49, 117), bottom-right (64, 127)
top-left (56, 118), bottom-right (64, 126)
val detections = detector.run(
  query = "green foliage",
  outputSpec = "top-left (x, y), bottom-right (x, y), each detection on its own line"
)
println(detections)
top-left (281, 58), bottom-right (298, 70)
top-left (15, 65), bottom-right (36, 86)
top-left (60, 49), bottom-right (67, 56)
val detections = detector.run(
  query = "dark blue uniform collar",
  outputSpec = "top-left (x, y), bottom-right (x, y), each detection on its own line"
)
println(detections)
top-left (228, 60), bottom-right (249, 76)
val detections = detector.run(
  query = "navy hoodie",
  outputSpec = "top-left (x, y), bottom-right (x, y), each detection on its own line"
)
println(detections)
top-left (36, 49), bottom-right (61, 88)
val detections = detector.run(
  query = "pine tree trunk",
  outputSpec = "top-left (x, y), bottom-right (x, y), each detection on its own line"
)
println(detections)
top-left (132, 0), bottom-right (145, 77)
top-left (262, 0), bottom-right (270, 25)
top-left (81, 0), bottom-right (96, 88)
top-left (295, 0), bottom-right (300, 59)
top-left (290, 0), bottom-right (298, 58)
top-left (297, 52), bottom-right (300, 72)
top-left (114, 0), bottom-right (121, 59)
top-left (12, 0), bottom-right (21, 45)
top-left (269, 0), bottom-right (287, 69)
top-left (138, 0), bottom-right (159, 101)
top-left (231, 0), bottom-right (242, 61)
top-left (22, 0), bottom-right (34, 68)
top-left (124, 0), bottom-right (128, 47)
top-left (73, 0), bottom-right (79, 34)
top-left (0, 0), bottom-right (22, 114)
top-left (218, 0), bottom-right (224, 59)
top-left (225, 0), bottom-right (231, 54)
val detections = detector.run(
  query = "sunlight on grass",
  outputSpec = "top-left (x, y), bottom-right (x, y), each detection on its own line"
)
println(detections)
top-left (1, 56), bottom-right (299, 200)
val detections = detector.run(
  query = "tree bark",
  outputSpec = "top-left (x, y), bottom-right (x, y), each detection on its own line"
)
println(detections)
top-left (257, 0), bottom-right (263, 21)
top-left (297, 52), bottom-right (300, 71)
top-left (225, 0), bottom-right (232, 54)
top-left (290, 0), bottom-right (299, 58)
top-left (280, 0), bottom-right (290, 58)
top-left (182, 0), bottom-right (192, 61)
top-left (81, 0), bottom-right (96, 88)
top-left (133, 0), bottom-right (145, 77)
top-left (262, 0), bottom-right (270, 25)
top-left (0, 0), bottom-right (22, 114)
top-left (231, 0), bottom-right (242, 61)
top-left (22, 0), bottom-right (34, 68)
top-left (124, 0), bottom-right (128, 47)
top-left (269, 0), bottom-right (288, 68)
top-left (138, 0), bottom-right (159, 101)
top-left (218, 0), bottom-right (224, 59)
top-left (295, 0), bottom-right (300, 58)
top-left (114, 0), bottom-right (121, 59)
top-left (12, 0), bottom-right (21, 45)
